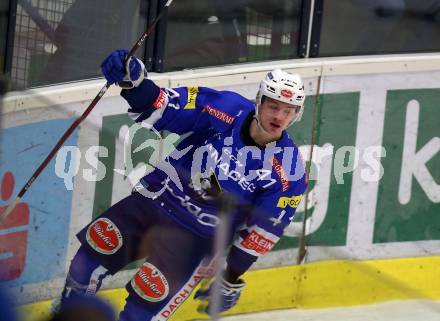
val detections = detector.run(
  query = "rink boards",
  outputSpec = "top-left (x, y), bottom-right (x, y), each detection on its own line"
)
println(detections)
top-left (1, 54), bottom-right (440, 316)
top-left (18, 256), bottom-right (440, 320)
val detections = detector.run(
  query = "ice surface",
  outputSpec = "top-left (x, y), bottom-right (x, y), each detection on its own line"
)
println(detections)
top-left (220, 300), bottom-right (440, 321)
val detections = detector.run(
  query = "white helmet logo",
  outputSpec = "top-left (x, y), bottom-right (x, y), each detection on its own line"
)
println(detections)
top-left (281, 89), bottom-right (293, 98)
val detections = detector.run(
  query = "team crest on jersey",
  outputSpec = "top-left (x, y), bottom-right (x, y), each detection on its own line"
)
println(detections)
top-left (131, 262), bottom-right (169, 302)
top-left (86, 218), bottom-right (123, 255)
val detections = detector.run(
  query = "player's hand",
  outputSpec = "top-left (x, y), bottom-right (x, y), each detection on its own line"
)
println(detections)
top-left (194, 277), bottom-right (245, 315)
top-left (101, 49), bottom-right (146, 88)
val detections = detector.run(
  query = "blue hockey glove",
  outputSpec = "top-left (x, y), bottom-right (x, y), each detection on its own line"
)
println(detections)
top-left (194, 277), bottom-right (245, 315)
top-left (101, 49), bottom-right (146, 88)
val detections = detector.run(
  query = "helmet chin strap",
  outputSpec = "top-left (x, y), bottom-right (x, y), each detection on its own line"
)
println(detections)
top-left (253, 115), bottom-right (270, 135)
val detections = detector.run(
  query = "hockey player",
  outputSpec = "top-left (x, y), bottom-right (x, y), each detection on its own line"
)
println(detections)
top-left (58, 49), bottom-right (308, 321)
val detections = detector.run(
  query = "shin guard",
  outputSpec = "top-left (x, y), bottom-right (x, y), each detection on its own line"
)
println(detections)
top-left (62, 247), bottom-right (110, 302)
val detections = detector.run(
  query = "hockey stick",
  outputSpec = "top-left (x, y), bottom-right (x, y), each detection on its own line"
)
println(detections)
top-left (203, 194), bottom-right (236, 320)
top-left (192, 191), bottom-right (236, 321)
top-left (0, 0), bottom-right (174, 226)
top-left (296, 70), bottom-right (323, 264)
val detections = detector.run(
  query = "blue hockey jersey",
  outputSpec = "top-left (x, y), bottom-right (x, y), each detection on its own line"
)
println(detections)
top-left (121, 79), bottom-right (307, 274)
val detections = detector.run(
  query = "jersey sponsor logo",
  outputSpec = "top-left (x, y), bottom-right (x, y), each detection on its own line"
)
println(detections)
top-left (240, 230), bottom-right (275, 255)
top-left (271, 156), bottom-right (290, 192)
top-left (203, 105), bottom-right (235, 124)
top-left (153, 90), bottom-right (167, 109)
top-left (206, 144), bottom-right (259, 192)
top-left (203, 144), bottom-right (280, 192)
top-left (86, 218), bottom-right (123, 255)
top-left (184, 86), bottom-right (199, 109)
top-left (164, 180), bottom-right (220, 227)
top-left (159, 266), bottom-right (204, 319)
top-left (277, 195), bottom-right (302, 208)
top-left (131, 262), bottom-right (169, 302)
top-left (281, 89), bottom-right (293, 98)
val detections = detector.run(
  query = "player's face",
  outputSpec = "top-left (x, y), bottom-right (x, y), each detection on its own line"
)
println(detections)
top-left (258, 97), bottom-right (300, 137)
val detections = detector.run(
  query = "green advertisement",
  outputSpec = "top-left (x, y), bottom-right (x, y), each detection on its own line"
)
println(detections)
top-left (375, 89), bottom-right (440, 243)
top-left (277, 92), bottom-right (360, 250)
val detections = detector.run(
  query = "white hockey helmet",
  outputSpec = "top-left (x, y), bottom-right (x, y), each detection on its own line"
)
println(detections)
top-left (256, 69), bottom-right (306, 124)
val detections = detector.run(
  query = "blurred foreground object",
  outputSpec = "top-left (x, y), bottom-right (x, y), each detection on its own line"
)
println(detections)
top-left (0, 287), bottom-right (19, 321)
top-left (47, 295), bottom-right (116, 321)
